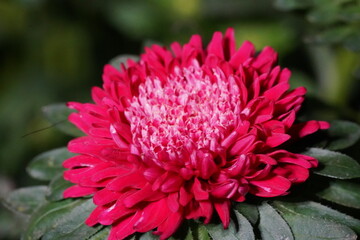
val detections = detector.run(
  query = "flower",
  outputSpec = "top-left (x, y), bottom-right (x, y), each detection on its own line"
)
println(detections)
top-left (63, 28), bottom-right (329, 240)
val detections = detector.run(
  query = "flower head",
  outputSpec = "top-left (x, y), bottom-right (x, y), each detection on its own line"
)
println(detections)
top-left (63, 28), bottom-right (329, 240)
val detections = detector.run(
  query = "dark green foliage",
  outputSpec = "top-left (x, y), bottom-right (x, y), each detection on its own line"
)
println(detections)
top-left (1, 1), bottom-right (360, 239)
top-left (27, 147), bottom-right (75, 181)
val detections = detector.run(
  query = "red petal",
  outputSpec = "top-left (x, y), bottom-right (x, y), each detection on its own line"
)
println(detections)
top-left (214, 201), bottom-right (230, 228)
top-left (63, 155), bottom-right (101, 169)
top-left (266, 133), bottom-right (291, 148)
top-left (153, 211), bottom-right (183, 240)
top-left (68, 136), bottom-right (114, 155)
top-left (230, 41), bottom-right (255, 68)
top-left (111, 211), bottom-right (141, 240)
top-left (207, 31), bottom-right (224, 59)
top-left (274, 165), bottom-right (309, 183)
top-left (250, 175), bottom-right (291, 197)
top-left (252, 46), bottom-right (278, 73)
top-left (264, 82), bottom-right (290, 101)
top-left (123, 184), bottom-right (154, 208)
top-left (63, 185), bottom-right (97, 198)
top-left (192, 178), bottom-right (209, 200)
top-left (229, 134), bottom-right (256, 155)
top-left (85, 205), bottom-right (106, 226)
top-left (167, 192), bottom-right (180, 212)
top-left (179, 186), bottom-right (193, 206)
top-left (223, 28), bottom-right (236, 60)
top-left (134, 199), bottom-right (169, 232)
top-left (291, 120), bottom-right (330, 138)
top-left (93, 188), bottom-right (120, 205)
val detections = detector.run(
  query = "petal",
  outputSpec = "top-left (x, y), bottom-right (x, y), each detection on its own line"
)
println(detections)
top-left (153, 210), bottom-right (183, 240)
top-left (214, 201), bottom-right (231, 228)
top-left (291, 120), bottom-right (330, 138)
top-left (134, 199), bottom-right (169, 232)
top-left (230, 41), bottom-right (255, 68)
top-left (274, 164), bottom-right (309, 183)
top-left (229, 134), bottom-right (256, 155)
top-left (223, 28), bottom-right (236, 60)
top-left (123, 184), bottom-right (154, 208)
top-left (63, 185), bottom-right (97, 198)
top-left (93, 188), bottom-right (121, 205)
top-left (111, 211), bottom-right (141, 240)
top-left (250, 175), bottom-right (291, 197)
top-left (252, 46), bottom-right (278, 73)
top-left (192, 178), bottom-right (209, 201)
top-left (207, 31), bottom-right (224, 59)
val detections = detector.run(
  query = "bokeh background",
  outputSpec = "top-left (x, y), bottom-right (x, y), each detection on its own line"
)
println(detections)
top-left (1, 0), bottom-right (359, 239)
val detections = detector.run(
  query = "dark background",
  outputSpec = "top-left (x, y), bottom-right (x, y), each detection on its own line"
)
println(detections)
top-left (1, 0), bottom-right (359, 238)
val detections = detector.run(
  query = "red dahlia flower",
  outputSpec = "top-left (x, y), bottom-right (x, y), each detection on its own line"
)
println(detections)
top-left (63, 28), bottom-right (329, 240)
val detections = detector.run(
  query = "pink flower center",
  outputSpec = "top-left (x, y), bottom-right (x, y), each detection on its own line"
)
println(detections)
top-left (125, 62), bottom-right (241, 166)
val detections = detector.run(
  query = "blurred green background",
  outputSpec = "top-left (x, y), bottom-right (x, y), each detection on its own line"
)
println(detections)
top-left (0, 0), bottom-right (359, 239)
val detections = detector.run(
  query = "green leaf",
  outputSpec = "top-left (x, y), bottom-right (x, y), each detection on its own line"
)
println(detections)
top-left (184, 227), bottom-right (193, 240)
top-left (307, 5), bottom-right (339, 25)
top-left (27, 147), bottom-right (75, 181)
top-left (258, 202), bottom-right (294, 240)
top-left (42, 103), bottom-right (84, 137)
top-left (274, 201), bottom-right (357, 240)
top-left (2, 186), bottom-right (47, 215)
top-left (22, 198), bottom-right (95, 240)
top-left (235, 202), bottom-right (259, 225)
top-left (109, 54), bottom-right (139, 70)
top-left (205, 211), bottom-right (255, 240)
top-left (303, 148), bottom-right (360, 179)
top-left (309, 26), bottom-right (352, 45)
top-left (139, 232), bottom-right (158, 240)
top-left (87, 227), bottom-right (110, 240)
top-left (317, 180), bottom-right (360, 209)
top-left (42, 222), bottom-right (102, 240)
top-left (46, 173), bottom-right (73, 201)
top-left (326, 120), bottom-right (360, 150)
top-left (344, 31), bottom-right (360, 52)
top-left (196, 224), bottom-right (210, 240)
top-left (339, 6), bottom-right (360, 22)
top-left (235, 212), bottom-right (255, 240)
top-left (272, 201), bottom-right (360, 234)
top-left (274, 0), bottom-right (312, 10)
